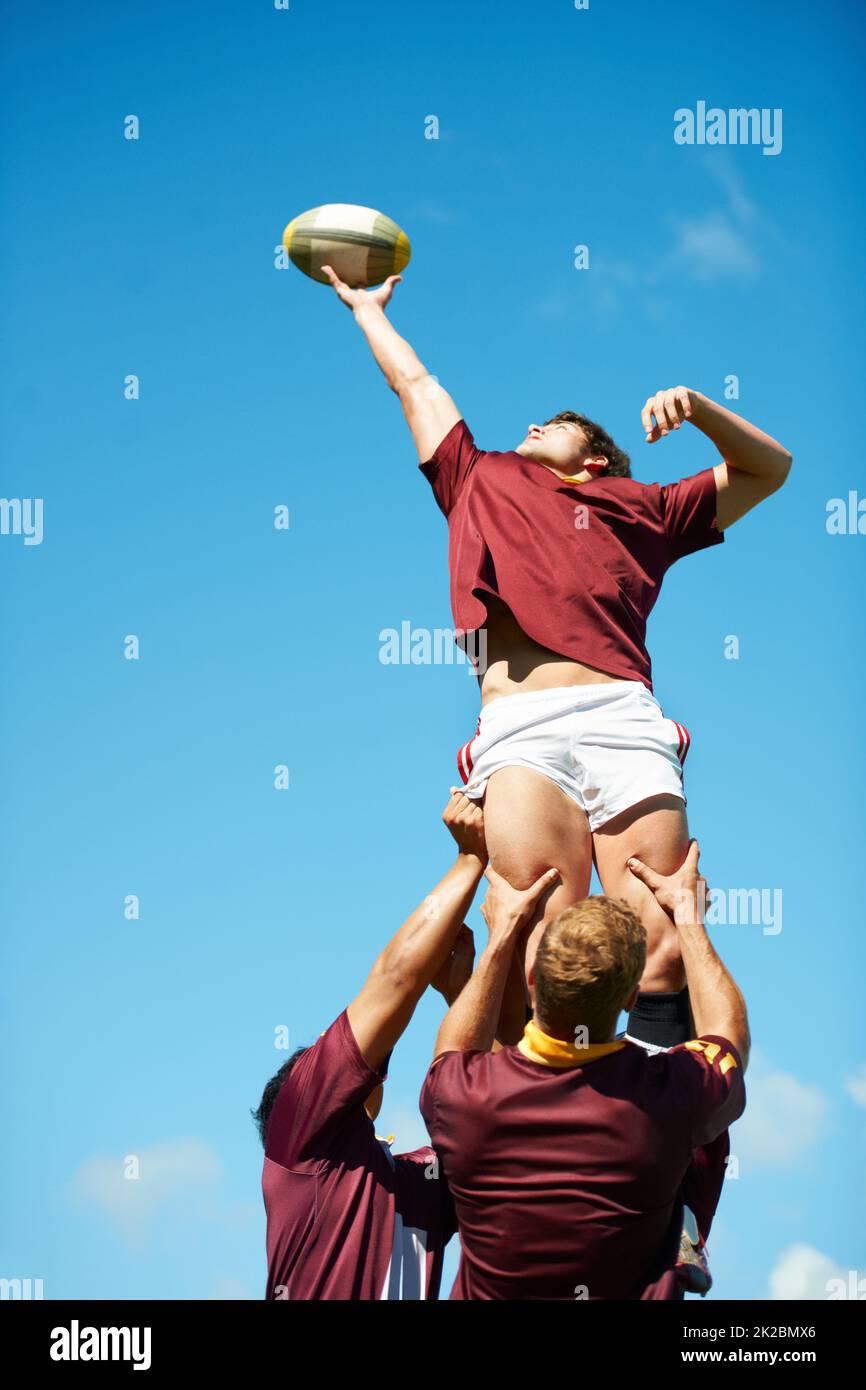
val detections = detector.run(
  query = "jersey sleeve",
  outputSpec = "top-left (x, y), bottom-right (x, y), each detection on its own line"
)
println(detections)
top-left (394, 1147), bottom-right (458, 1245)
top-left (660, 467), bottom-right (725, 562)
top-left (265, 1010), bottom-right (387, 1167)
top-left (666, 1034), bottom-right (746, 1149)
top-left (418, 419), bottom-right (483, 517)
top-left (419, 1048), bottom-right (486, 1161)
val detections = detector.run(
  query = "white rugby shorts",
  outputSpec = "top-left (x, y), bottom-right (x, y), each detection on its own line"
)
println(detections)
top-left (456, 682), bottom-right (690, 832)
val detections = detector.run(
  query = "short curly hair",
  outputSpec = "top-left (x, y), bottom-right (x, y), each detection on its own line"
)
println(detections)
top-left (533, 896), bottom-right (646, 1041)
top-left (251, 1047), bottom-right (309, 1147)
top-left (543, 410), bottom-right (632, 478)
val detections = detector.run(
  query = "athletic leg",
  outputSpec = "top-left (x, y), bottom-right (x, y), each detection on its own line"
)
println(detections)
top-left (482, 766), bottom-right (593, 988)
top-left (592, 793), bottom-right (692, 1043)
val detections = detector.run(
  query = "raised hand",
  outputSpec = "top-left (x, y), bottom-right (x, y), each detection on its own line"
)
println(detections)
top-left (430, 924), bottom-right (476, 1005)
top-left (627, 840), bottom-right (707, 926)
top-left (641, 386), bottom-right (695, 442)
top-left (320, 264), bottom-right (402, 313)
top-left (480, 864), bottom-right (560, 941)
top-left (443, 790), bottom-right (488, 865)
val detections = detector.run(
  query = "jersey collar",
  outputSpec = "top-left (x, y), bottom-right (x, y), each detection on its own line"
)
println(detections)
top-left (517, 1018), bottom-right (627, 1069)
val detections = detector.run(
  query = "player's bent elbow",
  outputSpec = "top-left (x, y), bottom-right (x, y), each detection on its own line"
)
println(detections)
top-left (768, 450), bottom-right (793, 492)
top-left (393, 368), bottom-right (430, 400)
top-left (368, 950), bottom-right (423, 1002)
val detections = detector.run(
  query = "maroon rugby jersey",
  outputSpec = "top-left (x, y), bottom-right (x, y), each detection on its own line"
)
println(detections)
top-left (419, 420), bottom-right (724, 690)
top-left (263, 1011), bottom-right (455, 1300)
top-left (420, 1035), bottom-right (744, 1300)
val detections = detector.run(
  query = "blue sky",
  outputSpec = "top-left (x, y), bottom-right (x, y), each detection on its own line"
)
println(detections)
top-left (1, 0), bottom-right (865, 1301)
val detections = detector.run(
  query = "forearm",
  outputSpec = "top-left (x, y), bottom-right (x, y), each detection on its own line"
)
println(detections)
top-left (495, 947), bottom-right (530, 1045)
top-left (690, 391), bottom-right (791, 484)
top-left (376, 854), bottom-right (484, 992)
top-left (433, 936), bottom-right (515, 1056)
top-left (353, 302), bottom-right (430, 394)
top-left (677, 920), bottom-right (750, 1066)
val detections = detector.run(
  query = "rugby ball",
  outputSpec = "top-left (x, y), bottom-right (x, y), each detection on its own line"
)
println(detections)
top-left (283, 203), bottom-right (411, 287)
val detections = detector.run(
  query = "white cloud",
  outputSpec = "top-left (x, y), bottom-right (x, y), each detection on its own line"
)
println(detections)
top-left (667, 211), bottom-right (760, 282)
top-left (578, 158), bottom-right (770, 315)
top-left (844, 1063), bottom-right (866, 1107)
top-left (72, 1138), bottom-right (222, 1243)
top-left (410, 201), bottom-right (458, 226)
top-left (732, 1057), bottom-right (829, 1168)
top-left (768, 1243), bottom-right (847, 1300)
top-left (704, 156), bottom-right (759, 226)
top-left (210, 1276), bottom-right (254, 1300)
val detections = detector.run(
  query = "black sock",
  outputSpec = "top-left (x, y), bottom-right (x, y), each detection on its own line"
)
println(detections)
top-left (627, 988), bottom-right (692, 1049)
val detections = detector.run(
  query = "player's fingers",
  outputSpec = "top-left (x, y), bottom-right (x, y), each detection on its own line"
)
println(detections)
top-left (666, 390), bottom-right (686, 428)
top-left (675, 385), bottom-right (693, 421)
top-left (684, 839), bottom-right (701, 870)
top-left (442, 793), bottom-right (461, 824)
top-left (641, 398), bottom-right (655, 437)
top-left (519, 867), bottom-right (561, 913)
top-left (655, 391), bottom-right (673, 435)
top-left (668, 390), bottom-right (686, 428)
top-left (626, 856), bottom-right (663, 892)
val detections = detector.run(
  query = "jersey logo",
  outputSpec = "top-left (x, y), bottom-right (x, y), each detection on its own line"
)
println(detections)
top-left (685, 1039), bottom-right (737, 1074)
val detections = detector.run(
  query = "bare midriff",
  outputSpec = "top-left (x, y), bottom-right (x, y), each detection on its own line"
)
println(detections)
top-left (478, 596), bottom-right (623, 706)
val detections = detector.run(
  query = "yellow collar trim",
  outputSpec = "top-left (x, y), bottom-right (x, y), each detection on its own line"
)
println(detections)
top-left (550, 468), bottom-right (588, 484)
top-left (517, 1019), bottom-right (626, 1069)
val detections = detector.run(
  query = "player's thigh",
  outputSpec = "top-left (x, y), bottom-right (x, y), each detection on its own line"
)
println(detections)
top-left (483, 765), bottom-right (593, 888)
top-left (483, 765), bottom-right (593, 972)
top-left (593, 793), bottom-right (690, 985)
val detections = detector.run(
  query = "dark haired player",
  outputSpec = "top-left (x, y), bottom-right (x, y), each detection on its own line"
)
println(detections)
top-left (322, 266), bottom-right (791, 1049)
top-left (254, 791), bottom-right (554, 1299)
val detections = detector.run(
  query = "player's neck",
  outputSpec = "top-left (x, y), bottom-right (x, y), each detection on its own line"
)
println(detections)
top-left (531, 1015), bottom-right (616, 1047)
top-left (547, 466), bottom-right (593, 484)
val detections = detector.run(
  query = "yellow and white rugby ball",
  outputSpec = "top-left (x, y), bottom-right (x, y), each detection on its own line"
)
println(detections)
top-left (282, 203), bottom-right (411, 287)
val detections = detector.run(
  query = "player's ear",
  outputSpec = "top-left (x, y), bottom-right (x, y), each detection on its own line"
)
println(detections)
top-left (624, 986), bottom-right (640, 1014)
top-left (584, 457), bottom-right (608, 477)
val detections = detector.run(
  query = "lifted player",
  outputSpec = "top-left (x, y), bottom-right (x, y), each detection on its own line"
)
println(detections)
top-left (322, 266), bottom-right (791, 1048)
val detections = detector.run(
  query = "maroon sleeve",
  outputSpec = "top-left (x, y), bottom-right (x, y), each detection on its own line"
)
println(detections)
top-left (418, 419), bottom-right (483, 517)
top-left (419, 1049), bottom-right (483, 1156)
top-left (660, 468), bottom-right (725, 562)
top-left (666, 1034), bottom-right (746, 1149)
top-left (394, 1147), bottom-right (458, 1244)
top-left (265, 1010), bottom-right (386, 1167)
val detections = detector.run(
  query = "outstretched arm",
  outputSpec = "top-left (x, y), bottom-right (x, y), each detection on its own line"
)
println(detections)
top-left (628, 842), bottom-right (751, 1068)
top-left (322, 267), bottom-right (461, 462)
top-left (433, 865), bottom-right (560, 1058)
top-left (642, 386), bottom-right (792, 531)
top-left (346, 793), bottom-right (486, 1073)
